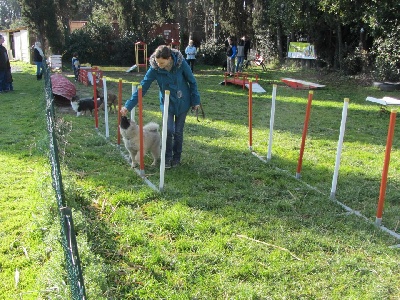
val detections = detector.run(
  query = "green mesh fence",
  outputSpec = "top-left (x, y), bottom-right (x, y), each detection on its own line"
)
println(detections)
top-left (44, 65), bottom-right (87, 299)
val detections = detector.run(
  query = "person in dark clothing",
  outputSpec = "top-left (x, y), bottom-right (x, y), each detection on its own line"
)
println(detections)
top-left (33, 42), bottom-right (44, 80)
top-left (243, 36), bottom-right (251, 60)
top-left (226, 37), bottom-right (237, 76)
top-left (0, 34), bottom-right (12, 92)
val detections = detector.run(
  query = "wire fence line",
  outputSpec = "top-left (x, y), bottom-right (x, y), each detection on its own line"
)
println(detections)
top-left (44, 65), bottom-right (87, 300)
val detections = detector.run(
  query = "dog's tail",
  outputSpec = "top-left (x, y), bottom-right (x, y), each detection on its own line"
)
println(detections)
top-left (120, 116), bottom-right (130, 129)
top-left (144, 122), bottom-right (159, 132)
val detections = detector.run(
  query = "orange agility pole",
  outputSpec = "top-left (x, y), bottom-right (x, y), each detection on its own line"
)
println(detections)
top-left (117, 78), bottom-right (122, 145)
top-left (296, 90), bottom-right (314, 179)
top-left (248, 80), bottom-right (253, 150)
top-left (138, 86), bottom-right (145, 176)
top-left (376, 109), bottom-right (397, 225)
top-left (92, 72), bottom-right (99, 129)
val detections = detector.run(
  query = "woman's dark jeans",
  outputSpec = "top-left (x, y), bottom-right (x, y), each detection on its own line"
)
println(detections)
top-left (165, 110), bottom-right (188, 163)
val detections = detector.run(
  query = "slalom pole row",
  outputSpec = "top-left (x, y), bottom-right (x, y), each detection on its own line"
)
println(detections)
top-left (90, 78), bottom-right (172, 192)
top-left (248, 84), bottom-right (398, 228)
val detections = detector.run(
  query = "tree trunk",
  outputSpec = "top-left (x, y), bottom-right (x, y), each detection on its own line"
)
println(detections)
top-left (336, 22), bottom-right (343, 70)
top-left (277, 24), bottom-right (283, 62)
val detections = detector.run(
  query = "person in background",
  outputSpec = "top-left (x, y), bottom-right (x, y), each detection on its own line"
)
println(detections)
top-left (226, 37), bottom-right (237, 76)
top-left (236, 37), bottom-right (245, 72)
top-left (72, 52), bottom-right (80, 82)
top-left (0, 34), bottom-right (11, 92)
top-left (6, 68), bottom-right (13, 91)
top-left (185, 40), bottom-right (197, 72)
top-left (33, 42), bottom-right (44, 80)
top-left (120, 45), bottom-right (201, 169)
top-left (243, 36), bottom-right (251, 60)
top-left (243, 35), bottom-right (252, 69)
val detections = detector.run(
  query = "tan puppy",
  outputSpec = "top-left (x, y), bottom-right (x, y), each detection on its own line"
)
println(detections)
top-left (97, 89), bottom-right (118, 113)
top-left (119, 116), bottom-right (161, 168)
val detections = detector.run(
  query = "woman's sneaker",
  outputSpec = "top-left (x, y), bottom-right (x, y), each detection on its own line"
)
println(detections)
top-left (165, 160), bottom-right (172, 169)
top-left (172, 160), bottom-right (181, 168)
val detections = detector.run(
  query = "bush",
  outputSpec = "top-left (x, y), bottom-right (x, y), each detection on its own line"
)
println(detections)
top-left (341, 48), bottom-right (371, 75)
top-left (198, 39), bottom-right (226, 66)
top-left (148, 35), bottom-right (169, 57)
top-left (65, 30), bottom-right (95, 69)
top-left (372, 26), bottom-right (400, 81)
top-left (110, 32), bottom-right (138, 66)
top-left (66, 23), bottom-right (132, 67)
top-left (254, 27), bottom-right (277, 62)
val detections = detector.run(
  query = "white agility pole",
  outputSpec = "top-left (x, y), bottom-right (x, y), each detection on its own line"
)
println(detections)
top-left (267, 84), bottom-right (277, 161)
top-left (131, 83), bottom-right (136, 121)
top-left (102, 77), bottom-right (110, 139)
top-left (159, 90), bottom-right (170, 191)
top-left (330, 98), bottom-right (349, 199)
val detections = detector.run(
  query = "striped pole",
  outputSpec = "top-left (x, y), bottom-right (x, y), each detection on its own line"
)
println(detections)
top-left (248, 80), bottom-right (253, 151)
top-left (330, 98), bottom-right (350, 199)
top-left (117, 78), bottom-right (122, 145)
top-left (376, 109), bottom-right (397, 225)
top-left (267, 84), bottom-right (277, 161)
top-left (159, 90), bottom-right (170, 191)
top-left (92, 72), bottom-right (98, 129)
top-left (102, 77), bottom-right (110, 139)
top-left (138, 86), bottom-right (145, 176)
top-left (296, 90), bottom-right (314, 179)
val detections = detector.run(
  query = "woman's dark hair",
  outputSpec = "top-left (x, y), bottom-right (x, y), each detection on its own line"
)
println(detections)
top-left (154, 45), bottom-right (172, 59)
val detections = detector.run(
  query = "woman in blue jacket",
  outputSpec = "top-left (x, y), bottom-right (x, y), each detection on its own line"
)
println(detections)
top-left (121, 45), bottom-right (201, 169)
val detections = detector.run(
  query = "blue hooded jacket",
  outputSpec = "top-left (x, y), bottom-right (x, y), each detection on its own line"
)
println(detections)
top-left (124, 48), bottom-right (201, 115)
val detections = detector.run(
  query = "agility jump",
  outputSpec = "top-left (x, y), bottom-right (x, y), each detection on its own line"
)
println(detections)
top-left (223, 72), bottom-right (266, 93)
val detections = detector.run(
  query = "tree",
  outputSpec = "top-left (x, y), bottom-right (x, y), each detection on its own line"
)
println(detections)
top-left (0, 0), bottom-right (21, 29)
top-left (19, 0), bottom-right (64, 52)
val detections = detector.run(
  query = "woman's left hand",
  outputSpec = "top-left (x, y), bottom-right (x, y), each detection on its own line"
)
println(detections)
top-left (120, 107), bottom-right (128, 116)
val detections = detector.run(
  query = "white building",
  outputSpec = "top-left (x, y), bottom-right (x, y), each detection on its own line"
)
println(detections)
top-left (0, 27), bottom-right (32, 63)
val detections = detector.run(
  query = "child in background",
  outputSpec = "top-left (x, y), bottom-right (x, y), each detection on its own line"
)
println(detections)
top-left (72, 53), bottom-right (80, 81)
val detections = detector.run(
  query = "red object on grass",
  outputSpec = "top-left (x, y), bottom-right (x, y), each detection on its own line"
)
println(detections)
top-left (50, 74), bottom-right (76, 101)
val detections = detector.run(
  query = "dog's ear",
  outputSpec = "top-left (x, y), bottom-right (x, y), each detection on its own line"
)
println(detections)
top-left (120, 116), bottom-right (130, 129)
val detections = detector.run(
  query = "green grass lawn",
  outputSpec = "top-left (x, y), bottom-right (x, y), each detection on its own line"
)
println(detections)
top-left (0, 61), bottom-right (399, 299)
